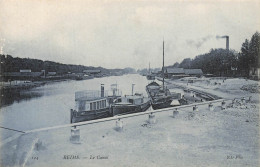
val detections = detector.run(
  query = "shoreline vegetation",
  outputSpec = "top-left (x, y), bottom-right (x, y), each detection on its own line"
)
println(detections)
top-left (0, 54), bottom-right (136, 91)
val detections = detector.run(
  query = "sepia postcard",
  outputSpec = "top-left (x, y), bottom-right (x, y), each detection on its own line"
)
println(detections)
top-left (0, 0), bottom-right (259, 166)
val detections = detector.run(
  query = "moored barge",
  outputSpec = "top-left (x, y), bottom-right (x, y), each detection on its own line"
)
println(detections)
top-left (110, 93), bottom-right (151, 116)
top-left (70, 84), bottom-right (121, 123)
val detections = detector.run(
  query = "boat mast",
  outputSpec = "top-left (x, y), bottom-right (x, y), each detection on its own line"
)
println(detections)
top-left (149, 62), bottom-right (151, 74)
top-left (162, 40), bottom-right (165, 91)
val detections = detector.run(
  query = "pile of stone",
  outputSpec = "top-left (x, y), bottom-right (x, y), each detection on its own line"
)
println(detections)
top-left (227, 98), bottom-right (256, 109)
top-left (240, 84), bottom-right (260, 93)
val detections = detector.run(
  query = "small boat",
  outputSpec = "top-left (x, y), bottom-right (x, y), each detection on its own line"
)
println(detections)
top-left (110, 93), bottom-right (151, 116)
top-left (146, 41), bottom-right (181, 110)
top-left (70, 84), bottom-right (121, 123)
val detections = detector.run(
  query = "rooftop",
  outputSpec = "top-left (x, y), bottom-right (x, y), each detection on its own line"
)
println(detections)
top-left (184, 69), bottom-right (203, 75)
top-left (165, 68), bottom-right (185, 74)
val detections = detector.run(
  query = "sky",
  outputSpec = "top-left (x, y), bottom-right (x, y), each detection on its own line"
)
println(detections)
top-left (0, 0), bottom-right (259, 69)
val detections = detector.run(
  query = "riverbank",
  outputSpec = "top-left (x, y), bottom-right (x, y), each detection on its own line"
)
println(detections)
top-left (0, 78), bottom-right (90, 92)
top-left (0, 79), bottom-right (66, 91)
top-left (167, 77), bottom-right (259, 100)
top-left (0, 79), bottom-right (72, 107)
top-left (0, 73), bottom-right (126, 92)
top-left (0, 76), bottom-right (259, 167)
top-left (0, 76), bottom-right (112, 107)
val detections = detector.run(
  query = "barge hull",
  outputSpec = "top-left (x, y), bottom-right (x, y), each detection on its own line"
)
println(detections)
top-left (111, 101), bottom-right (150, 116)
top-left (150, 99), bottom-right (173, 110)
top-left (71, 108), bottom-right (110, 123)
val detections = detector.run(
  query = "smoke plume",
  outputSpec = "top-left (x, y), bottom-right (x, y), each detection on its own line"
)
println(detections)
top-left (216, 35), bottom-right (228, 39)
top-left (186, 35), bottom-right (213, 49)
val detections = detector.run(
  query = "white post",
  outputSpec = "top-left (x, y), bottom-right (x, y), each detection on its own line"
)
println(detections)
top-left (193, 105), bottom-right (198, 112)
top-left (70, 126), bottom-right (80, 144)
top-left (173, 109), bottom-right (179, 118)
top-left (116, 119), bottom-right (123, 131)
top-left (148, 112), bottom-right (156, 124)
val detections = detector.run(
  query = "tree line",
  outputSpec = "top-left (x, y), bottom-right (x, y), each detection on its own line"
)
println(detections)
top-left (169, 32), bottom-right (260, 77)
top-left (0, 55), bottom-right (135, 75)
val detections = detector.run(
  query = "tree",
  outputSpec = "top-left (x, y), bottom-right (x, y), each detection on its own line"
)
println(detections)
top-left (187, 49), bottom-right (237, 76)
top-left (237, 32), bottom-right (260, 77)
top-left (0, 54), bottom-right (127, 78)
top-left (179, 58), bottom-right (192, 69)
top-left (249, 32), bottom-right (260, 67)
top-left (238, 39), bottom-right (250, 75)
top-left (172, 62), bottom-right (180, 68)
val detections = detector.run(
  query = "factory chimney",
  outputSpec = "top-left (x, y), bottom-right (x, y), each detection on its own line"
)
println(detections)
top-left (216, 35), bottom-right (229, 50)
top-left (226, 36), bottom-right (229, 50)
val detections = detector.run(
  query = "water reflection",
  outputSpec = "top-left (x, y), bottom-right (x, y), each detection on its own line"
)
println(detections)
top-left (0, 90), bottom-right (44, 107)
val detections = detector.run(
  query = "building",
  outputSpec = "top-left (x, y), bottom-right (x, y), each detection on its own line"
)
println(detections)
top-left (163, 68), bottom-right (203, 79)
top-left (163, 68), bottom-right (186, 78)
top-left (2, 72), bottom-right (43, 81)
top-left (184, 69), bottom-right (203, 77)
top-left (83, 70), bottom-right (101, 75)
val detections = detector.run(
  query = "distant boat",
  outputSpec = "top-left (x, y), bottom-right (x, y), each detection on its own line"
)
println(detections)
top-left (146, 41), bottom-right (181, 110)
top-left (146, 74), bottom-right (155, 80)
top-left (70, 84), bottom-right (121, 123)
top-left (146, 62), bottom-right (155, 80)
top-left (110, 93), bottom-right (150, 116)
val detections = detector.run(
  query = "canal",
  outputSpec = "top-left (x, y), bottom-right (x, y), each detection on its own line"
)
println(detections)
top-left (0, 74), bottom-right (155, 139)
top-left (0, 74), bottom-right (211, 140)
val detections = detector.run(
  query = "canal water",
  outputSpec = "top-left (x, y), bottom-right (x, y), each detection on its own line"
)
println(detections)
top-left (1, 74), bottom-right (158, 139)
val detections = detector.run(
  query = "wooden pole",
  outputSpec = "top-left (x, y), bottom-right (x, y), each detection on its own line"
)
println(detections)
top-left (163, 40), bottom-right (165, 91)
